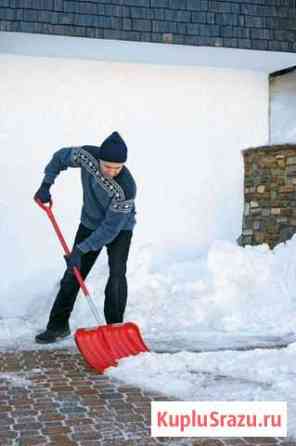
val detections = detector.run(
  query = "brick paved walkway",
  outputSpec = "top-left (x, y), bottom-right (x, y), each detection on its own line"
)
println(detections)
top-left (0, 349), bottom-right (294, 446)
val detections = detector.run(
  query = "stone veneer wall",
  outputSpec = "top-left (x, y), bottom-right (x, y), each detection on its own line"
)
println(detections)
top-left (238, 144), bottom-right (296, 249)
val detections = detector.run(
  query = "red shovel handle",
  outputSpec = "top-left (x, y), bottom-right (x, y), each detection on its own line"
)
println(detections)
top-left (34, 198), bottom-right (90, 297)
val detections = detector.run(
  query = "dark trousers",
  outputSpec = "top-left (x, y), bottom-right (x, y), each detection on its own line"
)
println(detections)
top-left (47, 223), bottom-right (133, 331)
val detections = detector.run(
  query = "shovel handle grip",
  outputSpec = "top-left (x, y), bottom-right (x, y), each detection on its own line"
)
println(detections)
top-left (35, 199), bottom-right (53, 211)
top-left (34, 198), bottom-right (90, 297)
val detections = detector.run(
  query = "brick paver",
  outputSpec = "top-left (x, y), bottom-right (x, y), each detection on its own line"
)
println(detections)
top-left (0, 349), bottom-right (293, 446)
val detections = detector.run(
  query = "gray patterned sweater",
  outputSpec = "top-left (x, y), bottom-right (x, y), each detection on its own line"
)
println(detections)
top-left (43, 145), bottom-right (137, 253)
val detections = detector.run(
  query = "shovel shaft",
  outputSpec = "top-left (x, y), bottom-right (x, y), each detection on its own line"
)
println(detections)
top-left (86, 294), bottom-right (101, 324)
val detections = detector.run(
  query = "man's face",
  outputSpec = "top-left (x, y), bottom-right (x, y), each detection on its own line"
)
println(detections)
top-left (100, 160), bottom-right (124, 178)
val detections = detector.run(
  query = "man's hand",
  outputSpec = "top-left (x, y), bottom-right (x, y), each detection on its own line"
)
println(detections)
top-left (34, 181), bottom-right (52, 203)
top-left (64, 246), bottom-right (83, 270)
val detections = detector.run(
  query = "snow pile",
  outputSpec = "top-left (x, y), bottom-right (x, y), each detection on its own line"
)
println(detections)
top-left (125, 237), bottom-right (296, 337)
top-left (1, 235), bottom-right (296, 347)
top-left (1, 226), bottom-right (296, 436)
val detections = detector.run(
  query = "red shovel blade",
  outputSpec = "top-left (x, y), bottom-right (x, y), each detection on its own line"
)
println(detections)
top-left (74, 327), bottom-right (118, 373)
top-left (74, 322), bottom-right (149, 374)
top-left (101, 322), bottom-right (150, 361)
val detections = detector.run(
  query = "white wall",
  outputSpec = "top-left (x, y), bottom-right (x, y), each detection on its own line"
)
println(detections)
top-left (270, 71), bottom-right (296, 144)
top-left (0, 53), bottom-right (269, 289)
top-left (2, 32), bottom-right (296, 73)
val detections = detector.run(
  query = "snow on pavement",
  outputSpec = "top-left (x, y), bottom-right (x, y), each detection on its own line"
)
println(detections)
top-left (108, 343), bottom-right (296, 437)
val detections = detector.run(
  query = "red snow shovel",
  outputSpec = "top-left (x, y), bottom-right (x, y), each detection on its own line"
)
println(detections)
top-left (35, 198), bottom-right (149, 373)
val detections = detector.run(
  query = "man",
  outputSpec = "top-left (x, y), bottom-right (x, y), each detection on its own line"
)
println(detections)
top-left (34, 131), bottom-right (136, 344)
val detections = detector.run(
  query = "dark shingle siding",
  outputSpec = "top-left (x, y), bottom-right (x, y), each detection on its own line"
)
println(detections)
top-left (1, 0), bottom-right (296, 52)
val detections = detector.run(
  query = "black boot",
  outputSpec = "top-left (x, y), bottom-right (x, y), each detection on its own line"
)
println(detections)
top-left (35, 327), bottom-right (71, 344)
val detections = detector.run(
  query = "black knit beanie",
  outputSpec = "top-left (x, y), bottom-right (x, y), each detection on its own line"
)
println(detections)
top-left (99, 131), bottom-right (128, 163)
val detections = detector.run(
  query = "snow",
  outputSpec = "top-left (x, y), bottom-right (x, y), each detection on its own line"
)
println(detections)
top-left (109, 343), bottom-right (296, 437)
top-left (0, 370), bottom-right (38, 387)
top-left (2, 237), bottom-right (296, 350)
top-left (126, 239), bottom-right (296, 336)
top-left (1, 236), bottom-right (296, 435)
